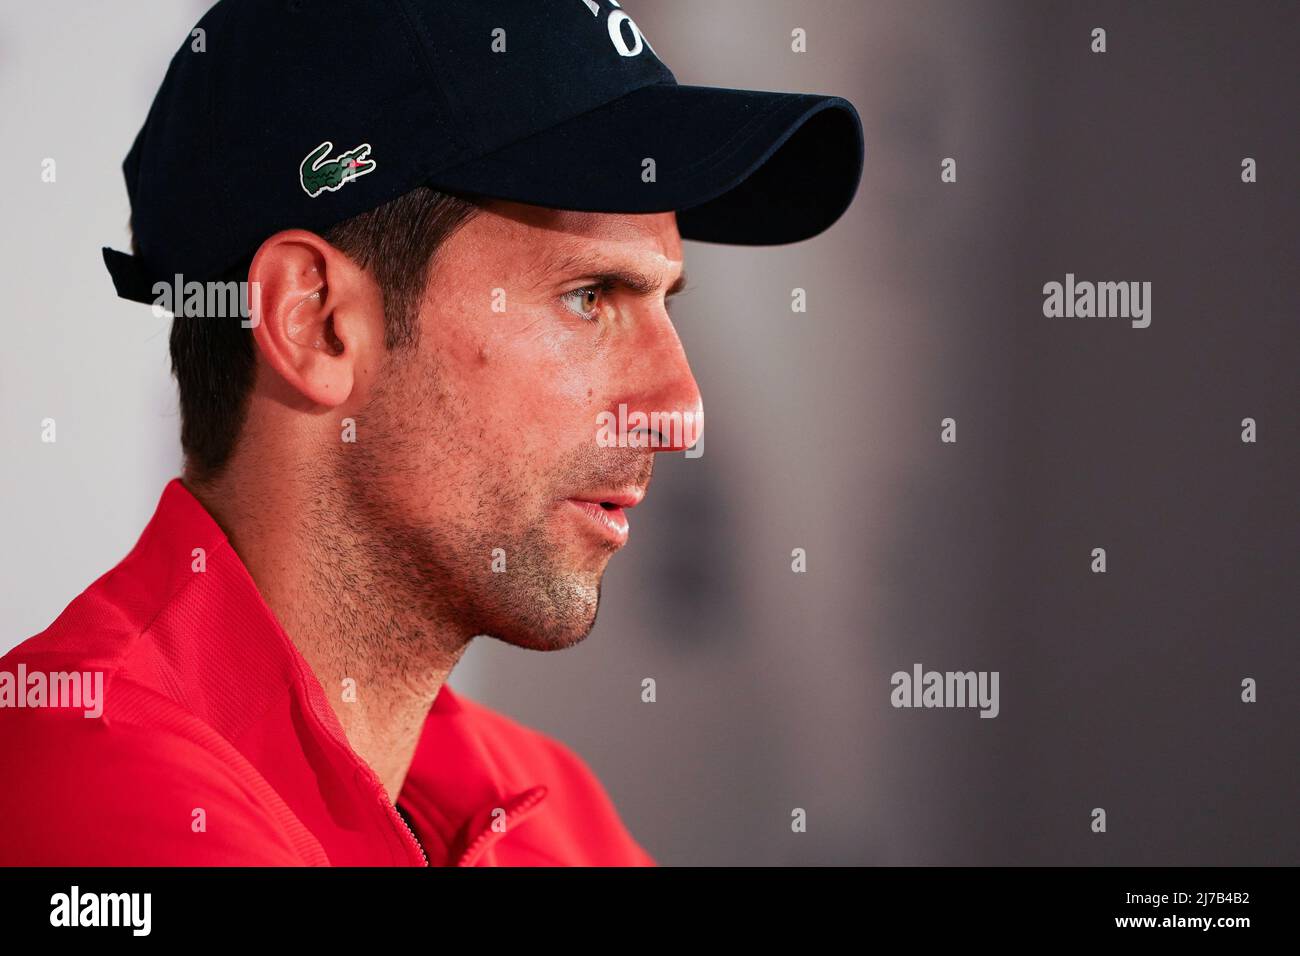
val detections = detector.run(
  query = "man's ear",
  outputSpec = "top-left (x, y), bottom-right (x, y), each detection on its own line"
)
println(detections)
top-left (247, 229), bottom-right (383, 407)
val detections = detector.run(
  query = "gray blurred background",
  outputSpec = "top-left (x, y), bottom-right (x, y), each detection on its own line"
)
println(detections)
top-left (2, 1), bottom-right (1296, 865)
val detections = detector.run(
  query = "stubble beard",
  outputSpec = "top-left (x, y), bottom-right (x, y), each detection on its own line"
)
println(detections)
top-left (320, 352), bottom-right (610, 656)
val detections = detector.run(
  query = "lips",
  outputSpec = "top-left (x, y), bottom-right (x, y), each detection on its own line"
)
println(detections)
top-left (562, 488), bottom-right (644, 547)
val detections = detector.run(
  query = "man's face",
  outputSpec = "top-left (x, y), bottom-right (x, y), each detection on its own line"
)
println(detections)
top-left (338, 199), bottom-right (700, 651)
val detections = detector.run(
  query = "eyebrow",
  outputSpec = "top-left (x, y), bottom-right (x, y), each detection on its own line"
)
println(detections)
top-left (536, 250), bottom-right (688, 299)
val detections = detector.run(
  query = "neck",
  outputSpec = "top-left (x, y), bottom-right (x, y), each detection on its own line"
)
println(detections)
top-left (184, 455), bottom-right (472, 802)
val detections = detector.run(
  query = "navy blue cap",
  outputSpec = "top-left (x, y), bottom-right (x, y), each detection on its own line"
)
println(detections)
top-left (104, 0), bottom-right (865, 304)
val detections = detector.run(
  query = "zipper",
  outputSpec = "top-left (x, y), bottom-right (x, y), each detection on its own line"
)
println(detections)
top-left (393, 801), bottom-right (429, 866)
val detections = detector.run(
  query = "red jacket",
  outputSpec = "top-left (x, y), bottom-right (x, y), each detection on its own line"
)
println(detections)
top-left (0, 479), bottom-right (656, 866)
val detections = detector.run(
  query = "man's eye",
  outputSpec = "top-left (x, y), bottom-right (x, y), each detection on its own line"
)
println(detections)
top-left (560, 285), bottom-right (602, 321)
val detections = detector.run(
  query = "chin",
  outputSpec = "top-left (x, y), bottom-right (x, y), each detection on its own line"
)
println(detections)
top-left (484, 576), bottom-right (603, 652)
top-left (489, 615), bottom-right (597, 652)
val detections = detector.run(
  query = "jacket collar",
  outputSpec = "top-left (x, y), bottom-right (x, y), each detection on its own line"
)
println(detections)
top-left (137, 478), bottom-right (548, 865)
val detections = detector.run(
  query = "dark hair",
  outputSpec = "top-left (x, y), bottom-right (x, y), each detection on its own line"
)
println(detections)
top-left (134, 188), bottom-right (482, 481)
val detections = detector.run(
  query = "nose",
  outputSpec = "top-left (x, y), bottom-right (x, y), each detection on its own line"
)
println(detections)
top-left (615, 313), bottom-right (703, 454)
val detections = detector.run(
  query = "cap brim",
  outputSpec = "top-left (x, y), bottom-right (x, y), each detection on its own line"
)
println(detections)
top-left (424, 82), bottom-right (864, 245)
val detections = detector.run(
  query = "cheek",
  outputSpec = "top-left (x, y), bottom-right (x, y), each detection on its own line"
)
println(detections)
top-left (452, 325), bottom-right (608, 463)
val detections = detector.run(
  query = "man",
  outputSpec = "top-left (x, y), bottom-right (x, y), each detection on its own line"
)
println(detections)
top-left (0, 0), bottom-right (862, 865)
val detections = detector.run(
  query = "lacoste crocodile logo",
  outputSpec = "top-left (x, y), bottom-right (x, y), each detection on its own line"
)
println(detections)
top-left (299, 141), bottom-right (377, 198)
